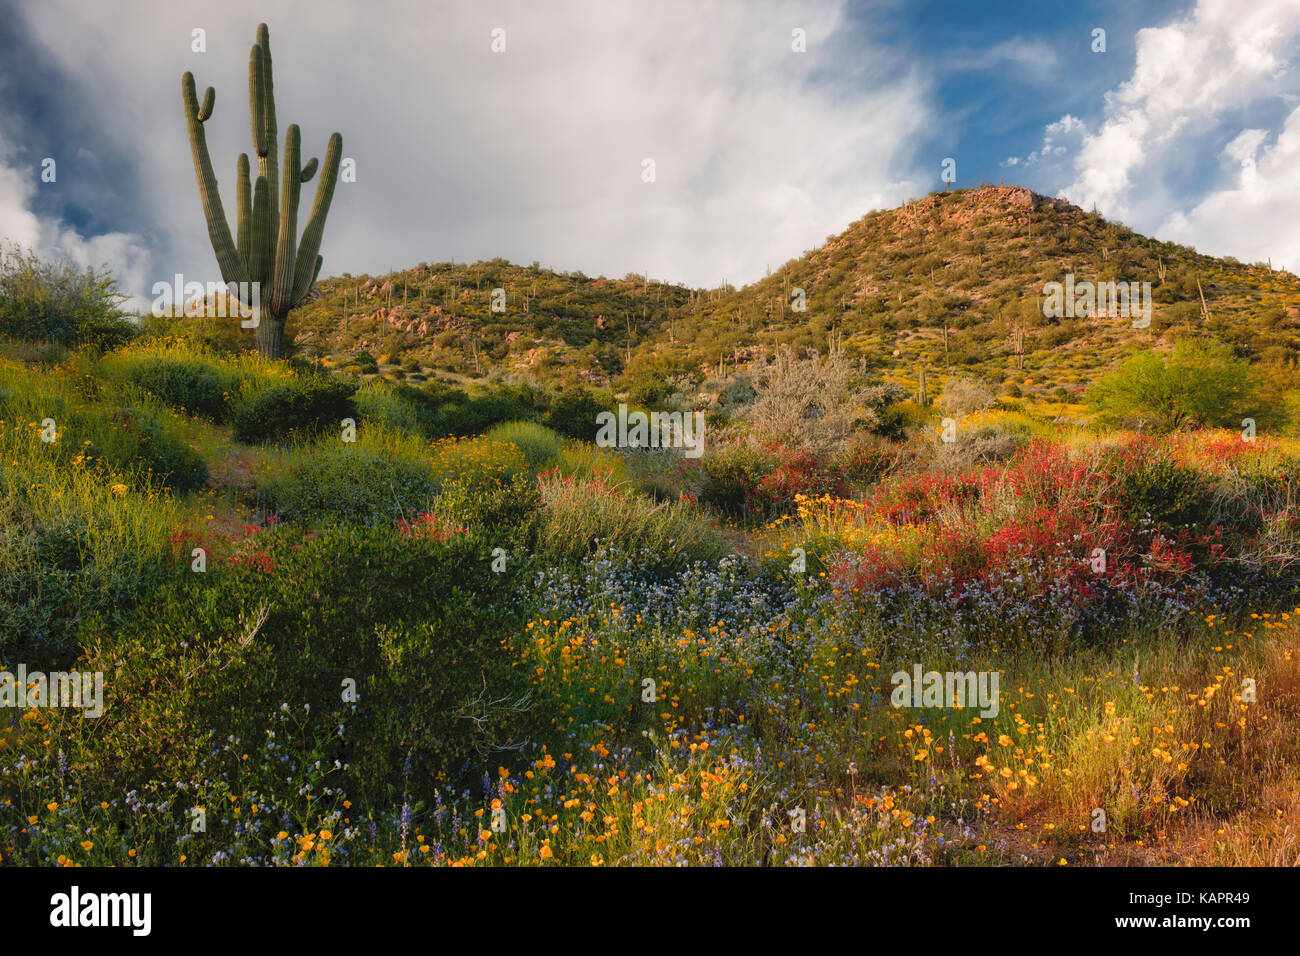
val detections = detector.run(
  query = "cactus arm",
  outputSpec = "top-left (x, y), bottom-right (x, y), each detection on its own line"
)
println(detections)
top-left (236, 153), bottom-right (251, 269)
top-left (255, 24), bottom-right (279, 235)
top-left (248, 174), bottom-right (272, 288)
top-left (182, 72), bottom-right (248, 285)
top-left (312, 254), bottom-right (323, 286)
top-left (291, 132), bottom-right (341, 305)
top-left (248, 45), bottom-right (266, 157)
top-left (198, 87), bottom-right (215, 122)
top-left (270, 124), bottom-right (302, 315)
top-left (300, 157), bottom-right (318, 183)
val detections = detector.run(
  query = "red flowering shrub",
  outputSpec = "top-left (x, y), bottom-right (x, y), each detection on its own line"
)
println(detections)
top-left (824, 438), bottom-right (1245, 604)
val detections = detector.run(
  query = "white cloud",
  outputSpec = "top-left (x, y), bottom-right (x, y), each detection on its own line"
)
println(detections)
top-left (6, 0), bottom-right (931, 297)
top-left (1018, 0), bottom-right (1300, 272)
top-left (1159, 105), bottom-right (1300, 272)
top-left (1222, 128), bottom-right (1269, 168)
top-left (941, 37), bottom-right (1060, 83)
top-left (0, 130), bottom-right (151, 311)
top-left (1002, 113), bottom-right (1086, 178)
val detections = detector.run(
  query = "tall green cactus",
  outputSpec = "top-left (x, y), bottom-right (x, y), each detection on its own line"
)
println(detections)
top-left (182, 23), bottom-right (341, 358)
top-left (916, 366), bottom-right (929, 407)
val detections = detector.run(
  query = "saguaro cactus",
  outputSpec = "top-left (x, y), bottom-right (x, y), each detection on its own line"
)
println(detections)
top-left (182, 23), bottom-right (342, 358)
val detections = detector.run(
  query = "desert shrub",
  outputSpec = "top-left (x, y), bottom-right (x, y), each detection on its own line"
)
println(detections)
top-left (101, 352), bottom-right (240, 421)
top-left (350, 350), bottom-right (380, 374)
top-left (554, 440), bottom-right (631, 483)
top-left (362, 380), bottom-right (543, 438)
top-left (697, 440), bottom-right (770, 514)
top-left (927, 423), bottom-right (1028, 473)
top-left (0, 438), bottom-right (186, 659)
top-left (426, 436), bottom-right (528, 491)
top-left (748, 446), bottom-right (862, 514)
top-left (485, 420), bottom-right (563, 471)
top-left (435, 470), bottom-right (543, 537)
top-left (230, 375), bottom-right (357, 444)
top-left (939, 378), bottom-right (997, 418)
top-left (1088, 339), bottom-right (1260, 432)
top-left (253, 434), bottom-right (440, 525)
top-left (1115, 453), bottom-right (1216, 533)
top-left (353, 378), bottom-right (423, 432)
top-left (840, 434), bottom-right (910, 486)
top-left (742, 347), bottom-right (905, 455)
top-left (0, 245), bottom-right (135, 349)
top-left (546, 387), bottom-right (614, 441)
top-left (0, 501), bottom-right (172, 661)
top-left (1284, 390), bottom-right (1300, 436)
top-left (714, 374), bottom-right (757, 419)
top-left (535, 472), bottom-right (727, 573)
top-left (620, 352), bottom-right (698, 408)
top-left (94, 406), bottom-right (209, 490)
top-left (77, 521), bottom-right (536, 808)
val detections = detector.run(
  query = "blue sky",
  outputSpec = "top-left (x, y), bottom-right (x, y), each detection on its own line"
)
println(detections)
top-left (1, 0), bottom-right (1297, 309)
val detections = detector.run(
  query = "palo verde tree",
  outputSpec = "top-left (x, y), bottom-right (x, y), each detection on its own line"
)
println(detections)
top-left (182, 23), bottom-right (343, 358)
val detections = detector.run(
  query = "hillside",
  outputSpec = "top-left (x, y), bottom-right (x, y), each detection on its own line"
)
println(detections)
top-left (658, 184), bottom-right (1300, 400)
top-left (278, 185), bottom-right (1300, 404)
top-left (288, 259), bottom-right (690, 386)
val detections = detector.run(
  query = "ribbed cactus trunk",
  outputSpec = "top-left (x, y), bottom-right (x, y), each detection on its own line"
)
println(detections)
top-left (182, 24), bottom-right (341, 359)
top-left (255, 313), bottom-right (286, 359)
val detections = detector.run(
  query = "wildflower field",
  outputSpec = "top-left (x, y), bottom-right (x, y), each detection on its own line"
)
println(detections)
top-left (3, 339), bottom-right (1299, 868)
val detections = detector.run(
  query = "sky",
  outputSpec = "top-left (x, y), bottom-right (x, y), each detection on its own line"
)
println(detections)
top-left (0, 0), bottom-right (1298, 311)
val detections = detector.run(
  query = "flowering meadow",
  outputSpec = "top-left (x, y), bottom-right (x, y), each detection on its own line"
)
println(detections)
top-left (2, 342), bottom-right (1300, 867)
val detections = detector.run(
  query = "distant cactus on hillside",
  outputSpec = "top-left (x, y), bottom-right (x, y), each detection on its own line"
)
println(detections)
top-left (182, 23), bottom-right (343, 358)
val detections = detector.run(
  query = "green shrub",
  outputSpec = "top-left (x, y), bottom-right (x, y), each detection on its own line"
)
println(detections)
top-left (91, 406), bottom-right (209, 490)
top-left (546, 387), bottom-right (614, 441)
top-left (697, 441), bottom-right (770, 513)
top-left (536, 474), bottom-right (727, 573)
top-left (353, 378), bottom-right (422, 432)
top-left (0, 245), bottom-right (135, 348)
top-left (0, 513), bottom-right (174, 661)
top-left (485, 420), bottom-right (563, 471)
top-left (231, 376), bottom-right (357, 444)
top-left (351, 351), bottom-right (380, 374)
top-left (0, 455), bottom-right (185, 661)
top-left (78, 522), bottom-right (537, 808)
top-left (436, 471), bottom-right (542, 536)
top-left (358, 380), bottom-right (542, 439)
top-left (1116, 455), bottom-right (1216, 532)
top-left (0, 362), bottom-right (207, 491)
top-left (254, 436), bottom-right (440, 525)
top-left (105, 353), bottom-right (239, 421)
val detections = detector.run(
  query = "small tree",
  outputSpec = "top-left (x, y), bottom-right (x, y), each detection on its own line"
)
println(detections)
top-left (1088, 339), bottom-right (1259, 432)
